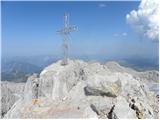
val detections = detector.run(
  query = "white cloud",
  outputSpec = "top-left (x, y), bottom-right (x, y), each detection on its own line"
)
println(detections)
top-left (126, 0), bottom-right (159, 42)
top-left (122, 32), bottom-right (127, 36)
top-left (98, 3), bottom-right (107, 8)
top-left (114, 32), bottom-right (127, 37)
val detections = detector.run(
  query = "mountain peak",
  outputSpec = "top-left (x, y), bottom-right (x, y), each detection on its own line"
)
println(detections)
top-left (3, 59), bottom-right (159, 119)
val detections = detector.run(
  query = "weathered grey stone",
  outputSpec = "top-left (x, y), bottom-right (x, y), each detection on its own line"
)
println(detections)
top-left (3, 59), bottom-right (159, 119)
top-left (84, 86), bottom-right (117, 97)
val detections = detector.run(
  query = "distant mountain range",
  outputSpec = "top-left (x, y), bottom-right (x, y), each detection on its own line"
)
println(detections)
top-left (1, 61), bottom-right (41, 82)
top-left (116, 57), bottom-right (159, 71)
top-left (1, 55), bottom-right (159, 82)
top-left (1, 55), bottom-right (60, 82)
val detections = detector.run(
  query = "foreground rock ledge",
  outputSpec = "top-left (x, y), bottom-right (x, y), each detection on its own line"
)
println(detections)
top-left (4, 59), bottom-right (159, 119)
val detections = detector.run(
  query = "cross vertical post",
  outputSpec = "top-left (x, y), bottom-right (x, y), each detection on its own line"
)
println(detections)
top-left (57, 13), bottom-right (77, 65)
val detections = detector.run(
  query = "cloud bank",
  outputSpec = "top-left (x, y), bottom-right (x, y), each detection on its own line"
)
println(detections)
top-left (114, 32), bottom-right (127, 37)
top-left (126, 0), bottom-right (159, 42)
top-left (98, 3), bottom-right (107, 8)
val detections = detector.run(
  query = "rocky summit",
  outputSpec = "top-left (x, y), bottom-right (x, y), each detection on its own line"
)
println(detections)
top-left (2, 59), bottom-right (159, 119)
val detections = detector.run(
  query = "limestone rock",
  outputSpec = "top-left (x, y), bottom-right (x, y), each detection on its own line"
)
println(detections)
top-left (3, 59), bottom-right (159, 119)
top-left (1, 81), bottom-right (25, 118)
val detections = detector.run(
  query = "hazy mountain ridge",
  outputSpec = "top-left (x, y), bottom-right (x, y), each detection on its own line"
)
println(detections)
top-left (117, 57), bottom-right (159, 71)
top-left (1, 61), bottom-right (42, 82)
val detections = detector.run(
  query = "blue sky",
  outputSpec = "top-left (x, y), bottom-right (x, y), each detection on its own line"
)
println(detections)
top-left (2, 1), bottom-right (159, 59)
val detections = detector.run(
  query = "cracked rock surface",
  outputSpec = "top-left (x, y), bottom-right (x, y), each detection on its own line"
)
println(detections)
top-left (0, 81), bottom-right (25, 118)
top-left (2, 59), bottom-right (159, 119)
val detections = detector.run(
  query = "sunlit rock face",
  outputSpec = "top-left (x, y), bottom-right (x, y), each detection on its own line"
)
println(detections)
top-left (1, 82), bottom-right (25, 118)
top-left (3, 59), bottom-right (159, 119)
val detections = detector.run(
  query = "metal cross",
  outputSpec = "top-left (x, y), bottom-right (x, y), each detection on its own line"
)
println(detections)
top-left (57, 13), bottom-right (77, 65)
